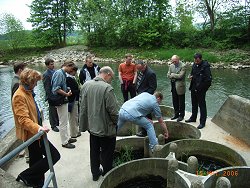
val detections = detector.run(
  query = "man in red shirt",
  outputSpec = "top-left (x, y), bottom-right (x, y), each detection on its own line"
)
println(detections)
top-left (118, 54), bottom-right (137, 102)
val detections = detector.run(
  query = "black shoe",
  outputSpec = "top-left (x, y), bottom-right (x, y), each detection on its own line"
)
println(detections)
top-left (171, 115), bottom-right (178, 120)
top-left (52, 127), bottom-right (59, 132)
top-left (16, 174), bottom-right (44, 187)
top-left (185, 118), bottom-right (196, 123)
top-left (68, 138), bottom-right (77, 143)
top-left (136, 131), bottom-right (147, 137)
top-left (16, 175), bottom-right (32, 186)
top-left (197, 124), bottom-right (205, 129)
top-left (62, 143), bottom-right (75, 149)
top-left (92, 169), bottom-right (103, 181)
top-left (71, 132), bottom-right (81, 139)
top-left (177, 117), bottom-right (184, 122)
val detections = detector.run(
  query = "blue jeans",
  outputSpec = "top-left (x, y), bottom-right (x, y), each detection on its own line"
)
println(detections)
top-left (118, 109), bottom-right (158, 150)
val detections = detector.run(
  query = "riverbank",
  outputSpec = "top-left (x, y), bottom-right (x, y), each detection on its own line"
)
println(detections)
top-left (0, 45), bottom-right (250, 69)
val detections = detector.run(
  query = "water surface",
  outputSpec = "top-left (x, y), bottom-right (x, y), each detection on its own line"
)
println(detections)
top-left (1, 63), bottom-right (249, 139)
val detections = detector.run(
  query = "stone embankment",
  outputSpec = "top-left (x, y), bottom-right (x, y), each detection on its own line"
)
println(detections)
top-left (1, 46), bottom-right (250, 69)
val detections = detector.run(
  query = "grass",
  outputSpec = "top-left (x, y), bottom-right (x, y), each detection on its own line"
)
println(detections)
top-left (89, 47), bottom-right (221, 63)
top-left (1, 39), bottom-right (249, 65)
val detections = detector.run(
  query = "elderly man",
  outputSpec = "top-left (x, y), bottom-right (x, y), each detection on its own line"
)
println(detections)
top-left (80, 66), bottom-right (119, 181)
top-left (117, 92), bottom-right (169, 151)
top-left (167, 55), bottom-right (186, 122)
top-left (185, 53), bottom-right (212, 129)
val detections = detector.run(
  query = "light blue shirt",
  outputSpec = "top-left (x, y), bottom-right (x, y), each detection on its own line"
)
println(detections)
top-left (121, 92), bottom-right (162, 119)
top-left (51, 69), bottom-right (67, 95)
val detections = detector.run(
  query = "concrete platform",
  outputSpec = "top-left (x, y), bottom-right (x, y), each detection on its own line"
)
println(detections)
top-left (2, 112), bottom-right (250, 188)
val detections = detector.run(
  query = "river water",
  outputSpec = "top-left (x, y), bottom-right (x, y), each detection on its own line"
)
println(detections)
top-left (1, 63), bottom-right (249, 139)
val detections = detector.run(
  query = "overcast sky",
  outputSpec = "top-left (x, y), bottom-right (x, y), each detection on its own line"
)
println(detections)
top-left (0, 0), bottom-right (33, 30)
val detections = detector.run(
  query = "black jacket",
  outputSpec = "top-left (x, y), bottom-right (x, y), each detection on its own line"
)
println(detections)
top-left (136, 66), bottom-right (157, 94)
top-left (189, 60), bottom-right (212, 91)
top-left (66, 76), bottom-right (80, 102)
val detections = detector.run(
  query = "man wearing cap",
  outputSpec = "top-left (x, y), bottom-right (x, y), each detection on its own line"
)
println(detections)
top-left (167, 55), bottom-right (186, 122)
top-left (135, 60), bottom-right (157, 137)
top-left (43, 58), bottom-right (59, 132)
top-left (185, 53), bottom-right (212, 129)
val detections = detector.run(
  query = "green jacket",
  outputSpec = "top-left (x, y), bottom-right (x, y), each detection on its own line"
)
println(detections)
top-left (167, 61), bottom-right (186, 95)
top-left (79, 76), bottom-right (119, 137)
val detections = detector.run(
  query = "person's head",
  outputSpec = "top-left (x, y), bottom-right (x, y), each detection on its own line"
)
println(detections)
top-left (85, 54), bottom-right (94, 68)
top-left (69, 64), bottom-right (78, 76)
top-left (99, 66), bottom-right (114, 84)
top-left (125, 53), bottom-right (133, 65)
top-left (62, 60), bottom-right (75, 73)
top-left (45, 58), bottom-right (55, 70)
top-left (13, 62), bottom-right (27, 75)
top-left (194, 53), bottom-right (202, 64)
top-left (154, 91), bottom-right (163, 104)
top-left (20, 68), bottom-right (42, 90)
top-left (135, 59), bottom-right (146, 71)
top-left (171, 55), bottom-right (180, 65)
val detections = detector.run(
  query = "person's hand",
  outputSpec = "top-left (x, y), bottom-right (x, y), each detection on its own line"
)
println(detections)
top-left (147, 118), bottom-right (153, 124)
top-left (40, 125), bottom-right (50, 133)
top-left (66, 90), bottom-right (72, 96)
top-left (164, 131), bottom-right (169, 139)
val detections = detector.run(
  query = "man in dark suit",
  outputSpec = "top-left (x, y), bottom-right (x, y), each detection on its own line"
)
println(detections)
top-left (185, 53), bottom-right (212, 129)
top-left (135, 60), bottom-right (157, 137)
top-left (43, 58), bottom-right (59, 132)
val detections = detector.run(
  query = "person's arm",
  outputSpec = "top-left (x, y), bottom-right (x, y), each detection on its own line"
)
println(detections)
top-left (133, 66), bottom-right (137, 84)
top-left (118, 64), bottom-right (123, 84)
top-left (158, 117), bottom-right (169, 139)
top-left (12, 95), bottom-right (40, 134)
top-left (79, 69), bottom-right (86, 85)
top-left (170, 64), bottom-right (186, 80)
top-left (79, 85), bottom-right (89, 132)
top-left (105, 87), bottom-right (119, 126)
top-left (42, 74), bottom-right (51, 99)
top-left (11, 83), bottom-right (19, 97)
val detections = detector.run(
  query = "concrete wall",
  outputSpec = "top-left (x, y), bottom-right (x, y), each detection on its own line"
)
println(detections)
top-left (212, 95), bottom-right (250, 145)
top-left (204, 167), bottom-right (250, 188)
top-left (154, 139), bottom-right (246, 167)
top-left (99, 158), bottom-right (169, 188)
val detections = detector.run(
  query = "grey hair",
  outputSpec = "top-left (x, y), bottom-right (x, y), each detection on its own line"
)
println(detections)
top-left (99, 66), bottom-right (114, 75)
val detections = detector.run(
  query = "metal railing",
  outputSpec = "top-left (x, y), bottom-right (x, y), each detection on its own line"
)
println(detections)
top-left (0, 131), bottom-right (58, 188)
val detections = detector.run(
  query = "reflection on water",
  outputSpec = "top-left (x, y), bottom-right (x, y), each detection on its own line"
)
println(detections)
top-left (0, 63), bottom-right (250, 139)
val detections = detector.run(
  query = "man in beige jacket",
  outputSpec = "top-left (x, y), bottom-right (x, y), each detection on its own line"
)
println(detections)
top-left (167, 55), bottom-right (186, 122)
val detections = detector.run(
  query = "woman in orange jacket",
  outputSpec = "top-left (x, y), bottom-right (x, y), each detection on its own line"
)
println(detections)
top-left (12, 68), bottom-right (60, 188)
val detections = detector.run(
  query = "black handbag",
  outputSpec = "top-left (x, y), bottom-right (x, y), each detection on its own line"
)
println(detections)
top-left (48, 94), bottom-right (68, 106)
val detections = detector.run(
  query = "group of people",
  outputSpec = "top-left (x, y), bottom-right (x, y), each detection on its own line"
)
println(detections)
top-left (10, 52), bottom-right (212, 186)
top-left (167, 53), bottom-right (212, 129)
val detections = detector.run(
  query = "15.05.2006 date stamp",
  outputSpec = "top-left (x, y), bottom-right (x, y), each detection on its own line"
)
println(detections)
top-left (196, 170), bottom-right (239, 177)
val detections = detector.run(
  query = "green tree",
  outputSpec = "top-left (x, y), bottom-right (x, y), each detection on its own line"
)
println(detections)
top-left (28, 0), bottom-right (73, 47)
top-left (0, 13), bottom-right (26, 49)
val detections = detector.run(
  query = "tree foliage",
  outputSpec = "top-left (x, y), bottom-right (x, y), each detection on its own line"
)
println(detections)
top-left (0, 13), bottom-right (28, 49)
top-left (28, 0), bottom-right (73, 47)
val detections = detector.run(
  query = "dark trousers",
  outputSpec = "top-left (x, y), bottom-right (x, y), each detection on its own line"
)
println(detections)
top-left (90, 134), bottom-right (116, 176)
top-left (190, 89), bottom-right (207, 125)
top-left (20, 138), bottom-right (60, 185)
top-left (171, 83), bottom-right (185, 117)
top-left (48, 103), bottom-right (59, 129)
top-left (121, 82), bottom-right (136, 102)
